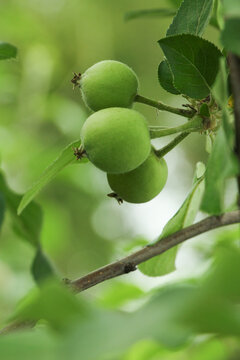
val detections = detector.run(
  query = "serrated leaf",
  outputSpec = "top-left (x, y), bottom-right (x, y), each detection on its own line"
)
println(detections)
top-left (221, 18), bottom-right (240, 57)
top-left (160, 0), bottom-right (213, 96)
top-left (158, 34), bottom-right (222, 99)
top-left (31, 248), bottom-right (56, 285)
top-left (158, 60), bottom-right (180, 95)
top-left (0, 42), bottom-right (17, 60)
top-left (18, 140), bottom-right (87, 215)
top-left (0, 173), bottom-right (42, 246)
top-left (139, 167), bottom-right (205, 277)
top-left (167, 0), bottom-right (213, 36)
top-left (125, 8), bottom-right (176, 21)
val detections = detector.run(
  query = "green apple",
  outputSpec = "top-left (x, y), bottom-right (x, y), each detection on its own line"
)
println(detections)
top-left (107, 152), bottom-right (168, 203)
top-left (79, 60), bottom-right (139, 111)
top-left (81, 108), bottom-right (151, 174)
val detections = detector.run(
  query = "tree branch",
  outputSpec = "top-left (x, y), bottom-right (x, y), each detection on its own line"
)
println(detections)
top-left (228, 53), bottom-right (240, 207)
top-left (70, 210), bottom-right (240, 293)
top-left (0, 321), bottom-right (36, 336)
top-left (1, 210), bottom-right (239, 335)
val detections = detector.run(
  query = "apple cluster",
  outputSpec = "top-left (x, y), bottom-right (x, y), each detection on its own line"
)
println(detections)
top-left (76, 60), bottom-right (168, 204)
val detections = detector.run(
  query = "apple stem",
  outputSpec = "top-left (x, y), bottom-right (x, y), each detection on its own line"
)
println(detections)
top-left (149, 115), bottom-right (203, 138)
top-left (135, 94), bottom-right (196, 118)
top-left (154, 132), bottom-right (189, 158)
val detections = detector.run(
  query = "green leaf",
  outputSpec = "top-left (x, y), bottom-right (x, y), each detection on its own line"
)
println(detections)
top-left (73, 284), bottom-right (191, 355)
top-left (31, 248), bottom-right (56, 285)
top-left (158, 34), bottom-right (222, 99)
top-left (0, 191), bottom-right (5, 231)
top-left (12, 202), bottom-right (43, 247)
top-left (205, 135), bottom-right (214, 154)
top-left (167, 0), bottom-right (214, 36)
top-left (159, 0), bottom-right (214, 96)
top-left (123, 340), bottom-right (165, 360)
top-left (1, 250), bottom-right (239, 359)
top-left (221, 18), bottom-right (240, 56)
top-left (12, 281), bottom-right (87, 332)
top-left (18, 140), bottom-right (87, 215)
top-left (123, 237), bottom-right (149, 253)
top-left (124, 338), bottom-right (226, 360)
top-left (124, 8), bottom-right (176, 21)
top-left (181, 245), bottom-right (240, 336)
top-left (212, 58), bottom-right (233, 140)
top-left (4, 284), bottom-right (191, 359)
top-left (189, 339), bottom-right (227, 360)
top-left (210, 0), bottom-right (224, 30)
top-left (158, 60), bottom-right (180, 95)
top-left (199, 103), bottom-right (210, 117)
top-left (97, 281), bottom-right (144, 309)
top-left (0, 330), bottom-right (58, 360)
top-left (0, 42), bottom-right (17, 60)
top-left (167, 0), bottom-right (183, 8)
top-left (0, 173), bottom-right (42, 246)
top-left (139, 164), bottom-right (205, 277)
top-left (201, 128), bottom-right (238, 214)
top-left (201, 59), bottom-right (239, 214)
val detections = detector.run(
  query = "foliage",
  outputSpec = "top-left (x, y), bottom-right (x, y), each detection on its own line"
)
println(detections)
top-left (0, 42), bottom-right (17, 60)
top-left (0, 0), bottom-right (239, 359)
top-left (158, 34), bottom-right (222, 99)
top-left (139, 162), bottom-right (205, 276)
top-left (18, 140), bottom-right (86, 214)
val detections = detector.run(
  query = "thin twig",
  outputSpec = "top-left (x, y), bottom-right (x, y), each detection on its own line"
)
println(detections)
top-left (0, 321), bottom-right (36, 336)
top-left (228, 53), bottom-right (240, 207)
top-left (70, 210), bottom-right (240, 293)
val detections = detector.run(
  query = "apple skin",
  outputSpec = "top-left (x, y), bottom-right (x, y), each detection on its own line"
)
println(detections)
top-left (107, 152), bottom-right (168, 203)
top-left (80, 60), bottom-right (139, 111)
top-left (81, 108), bottom-right (151, 174)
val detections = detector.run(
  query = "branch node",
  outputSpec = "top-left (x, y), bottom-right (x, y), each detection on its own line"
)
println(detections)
top-left (124, 263), bottom-right (136, 273)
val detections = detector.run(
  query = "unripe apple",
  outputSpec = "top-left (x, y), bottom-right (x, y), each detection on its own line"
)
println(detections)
top-left (107, 152), bottom-right (168, 203)
top-left (81, 108), bottom-right (151, 174)
top-left (79, 60), bottom-right (139, 111)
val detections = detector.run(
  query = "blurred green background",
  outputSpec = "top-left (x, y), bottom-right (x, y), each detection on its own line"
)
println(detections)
top-left (0, 1), bottom-right (239, 358)
top-left (0, 0), bottom-right (221, 319)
